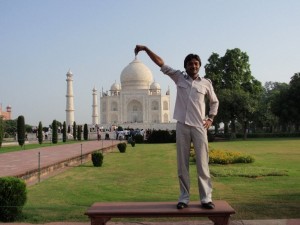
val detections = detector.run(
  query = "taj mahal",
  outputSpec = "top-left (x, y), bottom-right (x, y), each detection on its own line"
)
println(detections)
top-left (65, 58), bottom-right (176, 131)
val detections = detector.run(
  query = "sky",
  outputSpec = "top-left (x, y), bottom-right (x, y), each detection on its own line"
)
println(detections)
top-left (0, 0), bottom-right (299, 126)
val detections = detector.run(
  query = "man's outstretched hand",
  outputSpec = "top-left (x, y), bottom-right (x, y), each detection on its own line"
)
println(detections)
top-left (134, 45), bottom-right (146, 56)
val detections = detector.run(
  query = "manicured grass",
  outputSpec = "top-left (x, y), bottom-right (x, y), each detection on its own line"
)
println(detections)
top-left (21, 139), bottom-right (300, 223)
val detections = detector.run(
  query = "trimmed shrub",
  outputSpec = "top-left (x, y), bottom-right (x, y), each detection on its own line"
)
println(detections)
top-left (131, 141), bottom-right (136, 147)
top-left (0, 117), bottom-right (3, 148)
top-left (91, 151), bottom-right (104, 167)
top-left (73, 121), bottom-right (77, 140)
top-left (209, 149), bottom-right (254, 164)
top-left (77, 125), bottom-right (82, 141)
top-left (83, 124), bottom-right (88, 141)
top-left (52, 120), bottom-right (58, 144)
top-left (190, 146), bottom-right (254, 164)
top-left (17, 115), bottom-right (25, 147)
top-left (62, 121), bottom-right (67, 142)
top-left (37, 121), bottom-right (43, 144)
top-left (117, 143), bottom-right (127, 153)
top-left (0, 177), bottom-right (27, 222)
top-left (134, 134), bottom-right (144, 143)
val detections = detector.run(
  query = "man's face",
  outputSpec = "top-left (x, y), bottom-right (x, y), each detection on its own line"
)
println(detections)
top-left (185, 59), bottom-right (200, 78)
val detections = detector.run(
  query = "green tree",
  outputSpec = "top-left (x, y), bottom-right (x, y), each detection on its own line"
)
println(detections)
top-left (77, 125), bottom-right (82, 141)
top-left (288, 73), bottom-right (300, 131)
top-left (37, 121), bottom-right (43, 144)
top-left (17, 116), bottom-right (25, 147)
top-left (4, 119), bottom-right (17, 137)
top-left (250, 82), bottom-right (279, 133)
top-left (205, 48), bottom-right (263, 138)
top-left (62, 121), bottom-right (67, 142)
top-left (83, 124), bottom-right (88, 140)
top-left (52, 120), bottom-right (58, 144)
top-left (72, 121), bottom-right (77, 140)
top-left (0, 117), bottom-right (4, 148)
top-left (270, 82), bottom-right (290, 132)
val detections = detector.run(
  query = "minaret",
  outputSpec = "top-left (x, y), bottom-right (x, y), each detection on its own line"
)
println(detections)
top-left (92, 87), bottom-right (99, 125)
top-left (66, 69), bottom-right (75, 127)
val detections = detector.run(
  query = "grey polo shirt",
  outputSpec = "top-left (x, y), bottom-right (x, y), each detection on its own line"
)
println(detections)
top-left (161, 64), bottom-right (219, 128)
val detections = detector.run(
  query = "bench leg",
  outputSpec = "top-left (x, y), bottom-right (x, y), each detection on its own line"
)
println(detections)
top-left (90, 217), bottom-right (111, 225)
top-left (208, 216), bottom-right (230, 225)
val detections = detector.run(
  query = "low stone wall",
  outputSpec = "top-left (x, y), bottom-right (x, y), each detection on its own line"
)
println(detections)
top-left (17, 144), bottom-right (117, 186)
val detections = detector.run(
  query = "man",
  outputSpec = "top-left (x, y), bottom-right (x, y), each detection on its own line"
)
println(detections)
top-left (134, 45), bottom-right (219, 209)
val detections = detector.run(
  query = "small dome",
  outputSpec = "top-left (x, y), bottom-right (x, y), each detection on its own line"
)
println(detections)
top-left (67, 69), bottom-right (73, 75)
top-left (120, 59), bottom-right (153, 90)
top-left (111, 82), bottom-right (121, 91)
top-left (150, 81), bottom-right (161, 90)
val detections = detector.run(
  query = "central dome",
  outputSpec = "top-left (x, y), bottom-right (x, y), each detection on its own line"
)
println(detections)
top-left (120, 59), bottom-right (153, 90)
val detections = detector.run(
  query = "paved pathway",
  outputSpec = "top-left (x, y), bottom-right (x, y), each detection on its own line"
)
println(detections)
top-left (0, 140), bottom-right (119, 178)
top-left (0, 141), bottom-right (299, 225)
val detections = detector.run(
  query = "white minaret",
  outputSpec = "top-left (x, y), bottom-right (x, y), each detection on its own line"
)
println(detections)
top-left (66, 69), bottom-right (75, 127)
top-left (92, 87), bottom-right (99, 125)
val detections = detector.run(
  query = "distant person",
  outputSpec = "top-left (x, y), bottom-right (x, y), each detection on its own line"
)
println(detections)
top-left (97, 129), bottom-right (101, 141)
top-left (135, 45), bottom-right (219, 209)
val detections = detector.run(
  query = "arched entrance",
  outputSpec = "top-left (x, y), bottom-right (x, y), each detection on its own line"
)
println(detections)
top-left (127, 100), bottom-right (143, 123)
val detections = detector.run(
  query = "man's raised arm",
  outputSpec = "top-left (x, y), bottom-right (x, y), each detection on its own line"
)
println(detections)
top-left (134, 45), bottom-right (164, 67)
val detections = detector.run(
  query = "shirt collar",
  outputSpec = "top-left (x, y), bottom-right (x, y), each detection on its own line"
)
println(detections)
top-left (183, 72), bottom-right (201, 80)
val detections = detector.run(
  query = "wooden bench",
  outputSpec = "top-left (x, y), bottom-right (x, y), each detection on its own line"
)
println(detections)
top-left (85, 200), bottom-right (235, 225)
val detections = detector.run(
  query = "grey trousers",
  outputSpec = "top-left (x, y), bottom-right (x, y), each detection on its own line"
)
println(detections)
top-left (176, 122), bottom-right (212, 204)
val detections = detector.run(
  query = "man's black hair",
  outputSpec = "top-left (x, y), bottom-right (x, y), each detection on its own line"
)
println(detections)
top-left (184, 54), bottom-right (202, 68)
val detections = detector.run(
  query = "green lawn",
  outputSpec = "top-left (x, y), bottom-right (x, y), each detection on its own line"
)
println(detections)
top-left (21, 138), bottom-right (300, 222)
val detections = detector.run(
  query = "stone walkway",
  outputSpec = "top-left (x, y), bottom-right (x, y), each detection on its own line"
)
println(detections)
top-left (0, 141), bottom-right (299, 225)
top-left (0, 140), bottom-right (120, 184)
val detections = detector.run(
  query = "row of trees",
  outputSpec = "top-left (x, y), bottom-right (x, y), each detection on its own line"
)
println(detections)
top-left (0, 116), bottom-right (90, 148)
top-left (205, 48), bottom-right (300, 138)
top-left (36, 120), bottom-right (89, 145)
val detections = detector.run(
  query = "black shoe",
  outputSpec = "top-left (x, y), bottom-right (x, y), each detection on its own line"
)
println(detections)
top-left (176, 202), bottom-right (188, 209)
top-left (202, 202), bottom-right (215, 209)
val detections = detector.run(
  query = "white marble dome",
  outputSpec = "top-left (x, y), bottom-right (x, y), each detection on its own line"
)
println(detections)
top-left (150, 81), bottom-right (161, 90)
top-left (120, 59), bottom-right (153, 90)
top-left (111, 81), bottom-right (121, 91)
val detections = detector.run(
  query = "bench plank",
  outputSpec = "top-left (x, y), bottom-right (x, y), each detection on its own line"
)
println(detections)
top-left (85, 200), bottom-right (235, 225)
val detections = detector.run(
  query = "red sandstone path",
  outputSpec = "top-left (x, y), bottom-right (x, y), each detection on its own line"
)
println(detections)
top-left (0, 140), bottom-right (120, 178)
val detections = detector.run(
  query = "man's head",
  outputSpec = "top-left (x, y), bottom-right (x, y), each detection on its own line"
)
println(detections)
top-left (184, 54), bottom-right (201, 78)
top-left (184, 54), bottom-right (202, 69)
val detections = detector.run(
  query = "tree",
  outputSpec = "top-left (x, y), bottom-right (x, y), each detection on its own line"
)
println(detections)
top-left (52, 120), bottom-right (58, 144)
top-left (269, 82), bottom-right (290, 132)
top-left (17, 116), bottom-right (25, 147)
top-left (62, 121), bottom-right (67, 142)
top-left (250, 82), bottom-right (279, 133)
top-left (205, 48), bottom-right (263, 138)
top-left (72, 121), bottom-right (77, 140)
top-left (83, 124), bottom-right (88, 140)
top-left (4, 119), bottom-right (17, 138)
top-left (0, 117), bottom-right (4, 148)
top-left (77, 125), bottom-right (82, 141)
top-left (37, 121), bottom-right (43, 144)
top-left (288, 73), bottom-right (300, 131)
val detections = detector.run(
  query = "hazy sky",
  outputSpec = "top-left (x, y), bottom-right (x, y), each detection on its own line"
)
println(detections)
top-left (1, 0), bottom-right (299, 126)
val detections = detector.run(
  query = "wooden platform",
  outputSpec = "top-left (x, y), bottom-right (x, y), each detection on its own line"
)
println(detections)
top-left (85, 200), bottom-right (235, 225)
